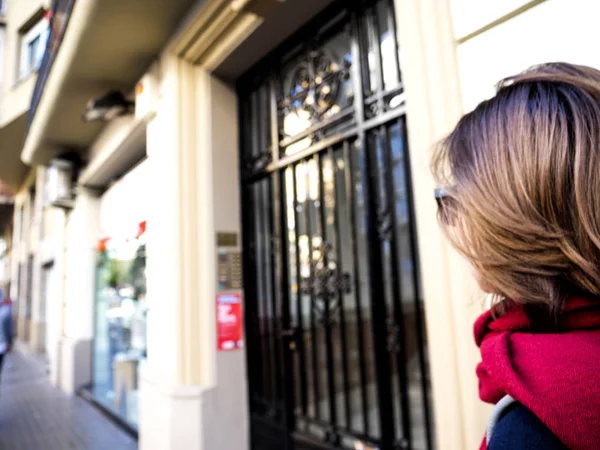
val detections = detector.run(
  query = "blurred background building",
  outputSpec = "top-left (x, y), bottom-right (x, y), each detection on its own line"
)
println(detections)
top-left (0, 0), bottom-right (595, 449)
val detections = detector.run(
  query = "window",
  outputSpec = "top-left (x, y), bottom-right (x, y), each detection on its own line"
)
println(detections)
top-left (19, 17), bottom-right (49, 80)
top-left (91, 160), bottom-right (149, 428)
top-left (93, 226), bottom-right (147, 427)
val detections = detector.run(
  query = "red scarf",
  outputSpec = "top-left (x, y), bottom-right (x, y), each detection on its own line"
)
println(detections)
top-left (475, 298), bottom-right (600, 449)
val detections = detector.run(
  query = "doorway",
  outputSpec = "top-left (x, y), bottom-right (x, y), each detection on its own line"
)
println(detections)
top-left (40, 262), bottom-right (54, 354)
top-left (238, 1), bottom-right (433, 449)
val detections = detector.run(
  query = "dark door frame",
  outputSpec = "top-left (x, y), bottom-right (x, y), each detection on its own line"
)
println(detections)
top-left (237, 1), bottom-right (433, 449)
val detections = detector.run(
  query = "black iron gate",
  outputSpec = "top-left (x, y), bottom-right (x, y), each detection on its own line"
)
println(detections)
top-left (238, 1), bottom-right (433, 449)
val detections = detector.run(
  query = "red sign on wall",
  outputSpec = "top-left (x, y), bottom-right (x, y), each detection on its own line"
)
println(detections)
top-left (216, 293), bottom-right (244, 351)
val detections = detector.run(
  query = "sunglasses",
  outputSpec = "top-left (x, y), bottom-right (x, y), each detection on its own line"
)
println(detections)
top-left (434, 188), bottom-right (454, 224)
top-left (434, 188), bottom-right (449, 206)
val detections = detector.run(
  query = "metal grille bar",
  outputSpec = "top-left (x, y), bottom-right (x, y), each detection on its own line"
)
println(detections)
top-left (238, 1), bottom-right (434, 449)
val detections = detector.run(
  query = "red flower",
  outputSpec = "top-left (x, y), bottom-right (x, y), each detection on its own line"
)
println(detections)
top-left (137, 221), bottom-right (147, 239)
top-left (97, 238), bottom-right (110, 252)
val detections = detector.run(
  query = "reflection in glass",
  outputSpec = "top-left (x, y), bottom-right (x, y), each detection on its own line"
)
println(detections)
top-left (367, 0), bottom-right (402, 94)
top-left (351, 140), bottom-right (381, 438)
top-left (389, 122), bottom-right (412, 303)
top-left (280, 28), bottom-right (354, 155)
top-left (253, 180), bottom-right (279, 405)
top-left (321, 151), bottom-right (347, 428)
top-left (389, 121), bottom-right (430, 449)
top-left (306, 158), bottom-right (330, 422)
top-left (283, 148), bottom-right (386, 438)
top-left (93, 235), bottom-right (147, 428)
top-left (376, 0), bottom-right (400, 89)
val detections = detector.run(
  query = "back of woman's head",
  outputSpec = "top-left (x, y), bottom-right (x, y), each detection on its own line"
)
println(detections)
top-left (433, 62), bottom-right (600, 311)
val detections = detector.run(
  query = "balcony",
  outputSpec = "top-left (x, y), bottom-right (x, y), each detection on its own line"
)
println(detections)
top-left (28, 0), bottom-right (76, 135)
top-left (0, 1), bottom-right (52, 190)
top-left (22, 0), bottom-right (199, 166)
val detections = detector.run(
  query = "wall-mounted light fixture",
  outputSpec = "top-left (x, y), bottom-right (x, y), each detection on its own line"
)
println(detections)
top-left (82, 90), bottom-right (134, 122)
top-left (45, 158), bottom-right (74, 209)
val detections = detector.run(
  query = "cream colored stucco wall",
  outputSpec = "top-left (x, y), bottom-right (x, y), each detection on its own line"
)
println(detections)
top-left (10, 169), bottom-right (37, 339)
top-left (140, 12), bottom-right (249, 445)
top-left (62, 190), bottom-right (99, 340)
top-left (13, 169), bottom-right (35, 265)
top-left (453, 0), bottom-right (600, 111)
top-left (98, 159), bottom-right (148, 240)
top-left (9, 162), bottom-right (65, 367)
top-left (0, 0), bottom-right (49, 127)
top-left (450, 0), bottom-right (531, 40)
top-left (393, 1), bottom-right (494, 448)
top-left (57, 189), bottom-right (99, 394)
top-left (42, 206), bottom-right (56, 238)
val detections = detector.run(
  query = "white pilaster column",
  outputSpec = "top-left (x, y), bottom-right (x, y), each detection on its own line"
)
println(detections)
top-left (393, 0), bottom-right (491, 448)
top-left (48, 207), bottom-right (67, 387)
top-left (10, 198), bottom-right (23, 340)
top-left (59, 188), bottom-right (100, 394)
top-left (9, 199), bottom-right (23, 302)
top-left (17, 191), bottom-right (32, 341)
top-left (30, 167), bottom-right (46, 353)
top-left (140, 54), bottom-right (248, 450)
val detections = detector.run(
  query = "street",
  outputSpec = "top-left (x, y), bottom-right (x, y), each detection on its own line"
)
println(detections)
top-left (0, 349), bottom-right (137, 450)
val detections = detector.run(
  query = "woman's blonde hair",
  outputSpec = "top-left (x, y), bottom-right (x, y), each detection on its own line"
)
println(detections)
top-left (433, 62), bottom-right (600, 312)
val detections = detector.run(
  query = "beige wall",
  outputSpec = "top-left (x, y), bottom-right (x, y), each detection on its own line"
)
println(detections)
top-left (98, 159), bottom-right (148, 239)
top-left (452, 0), bottom-right (600, 111)
top-left (140, 24), bottom-right (248, 447)
top-left (58, 189), bottom-right (99, 393)
top-left (42, 206), bottom-right (56, 238)
top-left (2, 225), bottom-right (13, 288)
top-left (141, 55), bottom-right (202, 450)
top-left (394, 0), bottom-right (492, 448)
top-left (9, 162), bottom-right (65, 360)
top-left (62, 189), bottom-right (99, 340)
top-left (0, 0), bottom-right (48, 126)
top-left (28, 165), bottom-right (45, 351)
top-left (449, 0), bottom-right (531, 40)
top-left (9, 195), bottom-right (22, 301)
top-left (11, 169), bottom-right (35, 341)
top-left (13, 170), bottom-right (35, 263)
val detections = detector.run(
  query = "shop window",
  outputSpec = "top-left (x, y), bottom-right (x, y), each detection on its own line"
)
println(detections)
top-left (92, 222), bottom-right (147, 428)
top-left (18, 16), bottom-right (49, 81)
top-left (40, 263), bottom-right (53, 325)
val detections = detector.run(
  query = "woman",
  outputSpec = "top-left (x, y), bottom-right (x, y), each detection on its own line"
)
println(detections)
top-left (0, 289), bottom-right (12, 384)
top-left (433, 62), bottom-right (600, 449)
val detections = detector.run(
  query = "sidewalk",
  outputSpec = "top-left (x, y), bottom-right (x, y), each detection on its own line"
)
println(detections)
top-left (0, 349), bottom-right (138, 450)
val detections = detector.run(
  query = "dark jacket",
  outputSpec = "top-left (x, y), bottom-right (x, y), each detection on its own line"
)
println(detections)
top-left (0, 304), bottom-right (13, 353)
top-left (489, 403), bottom-right (567, 450)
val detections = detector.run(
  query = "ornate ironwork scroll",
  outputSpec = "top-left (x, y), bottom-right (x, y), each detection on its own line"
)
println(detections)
top-left (299, 242), bottom-right (351, 325)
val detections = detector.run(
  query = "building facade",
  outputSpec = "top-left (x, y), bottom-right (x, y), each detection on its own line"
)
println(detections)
top-left (0, 0), bottom-right (53, 356)
top-left (2, 0), bottom-right (597, 449)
